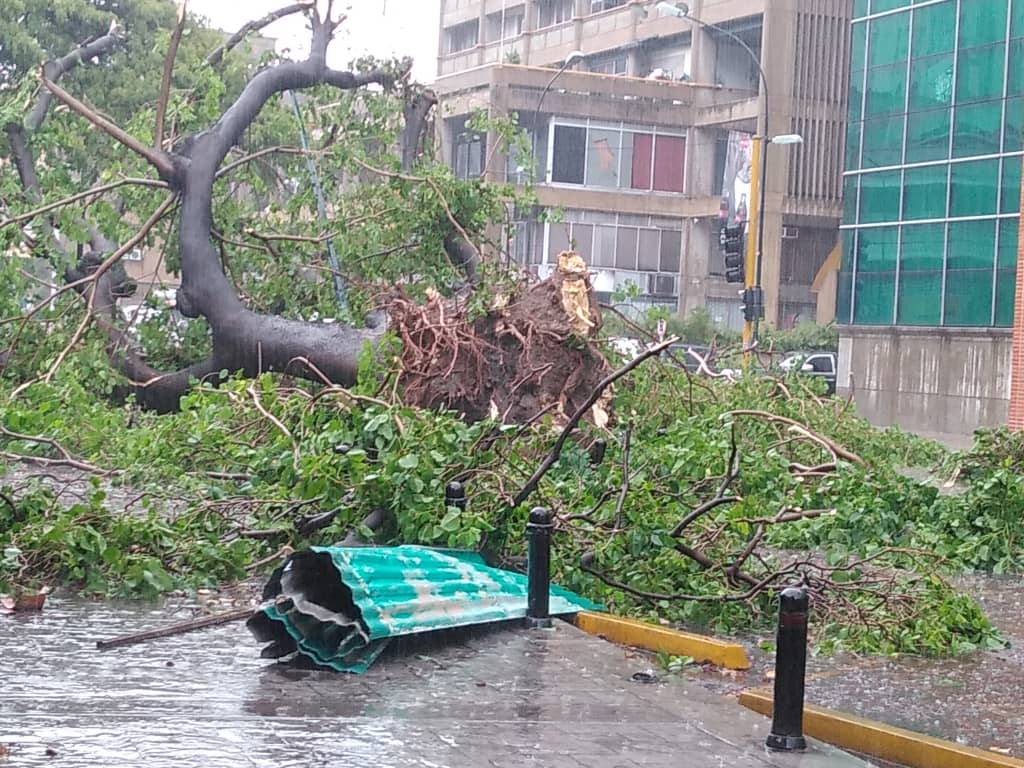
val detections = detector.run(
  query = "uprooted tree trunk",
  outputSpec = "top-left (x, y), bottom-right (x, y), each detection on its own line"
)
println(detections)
top-left (6, 3), bottom-right (612, 418)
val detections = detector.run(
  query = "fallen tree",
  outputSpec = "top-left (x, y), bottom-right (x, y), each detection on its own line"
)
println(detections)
top-left (1, 0), bottom-right (610, 421)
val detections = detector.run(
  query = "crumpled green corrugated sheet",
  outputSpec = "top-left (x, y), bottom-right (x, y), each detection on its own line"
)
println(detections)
top-left (247, 545), bottom-right (601, 672)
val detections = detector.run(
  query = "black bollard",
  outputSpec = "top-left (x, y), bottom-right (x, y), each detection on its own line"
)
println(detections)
top-left (445, 482), bottom-right (466, 512)
top-left (766, 587), bottom-right (809, 752)
top-left (526, 507), bottom-right (554, 628)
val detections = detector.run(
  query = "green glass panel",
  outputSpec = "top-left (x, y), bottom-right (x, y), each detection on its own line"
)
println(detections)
top-left (868, 12), bottom-right (910, 67)
top-left (908, 54), bottom-right (953, 110)
top-left (944, 269), bottom-right (994, 325)
top-left (912, 1), bottom-right (955, 57)
top-left (1005, 97), bottom-right (1024, 151)
top-left (995, 268), bottom-right (1016, 326)
top-left (1002, 156), bottom-right (1022, 214)
top-left (851, 23), bottom-right (867, 72)
top-left (846, 121), bottom-right (862, 170)
top-left (865, 63), bottom-right (907, 116)
top-left (903, 164), bottom-right (948, 220)
top-left (1010, 40), bottom-right (1024, 95)
top-left (862, 115), bottom-right (905, 167)
top-left (854, 272), bottom-right (896, 324)
top-left (952, 100), bottom-right (1003, 157)
top-left (999, 218), bottom-right (1019, 267)
top-left (949, 159), bottom-right (999, 216)
top-left (1013, 0), bottom-right (1024, 38)
top-left (897, 270), bottom-right (943, 324)
top-left (900, 222), bottom-right (946, 270)
top-left (837, 231), bottom-right (855, 324)
top-left (857, 225), bottom-right (899, 271)
top-left (905, 108), bottom-right (950, 163)
top-left (872, 0), bottom-right (910, 12)
top-left (849, 74), bottom-right (865, 123)
top-left (956, 44), bottom-right (1006, 103)
top-left (958, 2), bottom-right (1008, 48)
top-left (897, 222), bottom-right (944, 326)
top-left (843, 175), bottom-right (859, 224)
top-left (948, 219), bottom-right (996, 269)
top-left (853, 0), bottom-right (869, 18)
top-left (860, 170), bottom-right (901, 223)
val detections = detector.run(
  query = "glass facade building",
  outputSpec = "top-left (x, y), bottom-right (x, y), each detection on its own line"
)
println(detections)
top-left (839, 0), bottom-right (1024, 327)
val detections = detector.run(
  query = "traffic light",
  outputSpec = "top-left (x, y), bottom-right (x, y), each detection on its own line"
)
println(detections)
top-left (720, 224), bottom-right (745, 283)
top-left (741, 286), bottom-right (764, 322)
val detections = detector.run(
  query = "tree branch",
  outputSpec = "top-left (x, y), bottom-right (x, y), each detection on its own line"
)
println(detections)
top-left (0, 178), bottom-right (169, 231)
top-left (40, 72), bottom-right (177, 181)
top-left (155, 1), bottom-right (188, 150)
top-left (207, 2), bottom-right (315, 67)
top-left (27, 25), bottom-right (127, 132)
top-left (513, 337), bottom-right (677, 508)
top-left (725, 410), bottom-right (865, 465)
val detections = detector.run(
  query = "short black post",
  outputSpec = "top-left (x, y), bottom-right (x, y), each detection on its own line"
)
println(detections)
top-left (766, 587), bottom-right (809, 752)
top-left (526, 507), bottom-right (553, 628)
top-left (445, 482), bottom-right (466, 512)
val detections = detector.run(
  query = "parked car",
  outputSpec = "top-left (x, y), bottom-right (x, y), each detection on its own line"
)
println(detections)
top-left (779, 351), bottom-right (837, 395)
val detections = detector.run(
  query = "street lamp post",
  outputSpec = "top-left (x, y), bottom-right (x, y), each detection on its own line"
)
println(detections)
top-left (655, 2), bottom-right (801, 353)
top-left (532, 50), bottom-right (585, 183)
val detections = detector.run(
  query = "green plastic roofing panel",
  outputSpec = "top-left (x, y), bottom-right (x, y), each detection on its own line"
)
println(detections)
top-left (247, 545), bottom-right (600, 673)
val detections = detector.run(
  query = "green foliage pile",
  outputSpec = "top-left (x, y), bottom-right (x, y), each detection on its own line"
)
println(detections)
top-left (0, 347), bottom-right (1011, 657)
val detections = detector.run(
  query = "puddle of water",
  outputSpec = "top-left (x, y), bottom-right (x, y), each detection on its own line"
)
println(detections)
top-left (0, 596), bottom-right (445, 767)
top-left (676, 574), bottom-right (1024, 759)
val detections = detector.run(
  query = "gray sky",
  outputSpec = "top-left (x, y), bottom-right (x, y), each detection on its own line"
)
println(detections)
top-left (191, 1), bottom-right (441, 82)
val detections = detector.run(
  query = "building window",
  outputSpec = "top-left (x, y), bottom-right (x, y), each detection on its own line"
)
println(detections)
top-left (548, 121), bottom-right (686, 192)
top-left (589, 53), bottom-right (627, 76)
top-left (537, 0), bottom-right (574, 29)
top-left (445, 20), bottom-right (478, 54)
top-left (452, 122), bottom-right (485, 179)
top-left (485, 6), bottom-right (525, 43)
top-left (590, 0), bottom-right (625, 12)
top-left (539, 211), bottom-right (682, 305)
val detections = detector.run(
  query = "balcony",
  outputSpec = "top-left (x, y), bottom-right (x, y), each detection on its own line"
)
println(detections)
top-left (436, 64), bottom-right (752, 126)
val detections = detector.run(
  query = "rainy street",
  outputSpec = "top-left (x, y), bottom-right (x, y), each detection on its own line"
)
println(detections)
top-left (1, 595), bottom-right (872, 768)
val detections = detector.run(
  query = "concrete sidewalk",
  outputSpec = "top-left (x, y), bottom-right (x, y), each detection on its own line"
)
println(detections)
top-left (336, 621), bottom-right (875, 768)
top-left (1, 598), bottom-right (874, 768)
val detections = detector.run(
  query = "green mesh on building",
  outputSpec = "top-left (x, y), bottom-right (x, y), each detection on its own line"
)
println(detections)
top-left (842, 0), bottom-right (1023, 327)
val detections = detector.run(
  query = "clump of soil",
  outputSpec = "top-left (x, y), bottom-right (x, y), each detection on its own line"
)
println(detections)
top-left (392, 252), bottom-right (613, 425)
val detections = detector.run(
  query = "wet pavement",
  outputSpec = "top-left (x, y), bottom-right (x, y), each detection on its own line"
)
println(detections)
top-left (681, 575), bottom-right (1024, 761)
top-left (0, 597), bottom-right (872, 768)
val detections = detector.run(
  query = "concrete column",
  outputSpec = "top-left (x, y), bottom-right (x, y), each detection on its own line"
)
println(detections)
top-left (759, 0), bottom-right (799, 327)
top-left (681, 222), bottom-right (713, 316)
top-left (574, 0), bottom-right (587, 52)
top-left (477, 1), bottom-right (489, 67)
top-left (522, 0), bottom-right (536, 64)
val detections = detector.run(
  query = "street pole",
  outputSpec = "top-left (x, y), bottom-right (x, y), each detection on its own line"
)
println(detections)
top-left (742, 135), bottom-right (762, 365)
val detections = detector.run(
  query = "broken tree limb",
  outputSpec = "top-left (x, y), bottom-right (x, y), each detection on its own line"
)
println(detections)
top-left (95, 607), bottom-right (253, 650)
top-left (724, 410), bottom-right (865, 465)
top-left (207, 2), bottom-right (315, 67)
top-left (512, 337), bottom-right (677, 508)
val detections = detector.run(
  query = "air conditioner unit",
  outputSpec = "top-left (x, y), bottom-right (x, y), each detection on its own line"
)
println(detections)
top-left (782, 226), bottom-right (799, 240)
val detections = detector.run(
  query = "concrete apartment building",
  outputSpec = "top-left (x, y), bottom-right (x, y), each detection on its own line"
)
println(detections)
top-left (433, 0), bottom-right (853, 328)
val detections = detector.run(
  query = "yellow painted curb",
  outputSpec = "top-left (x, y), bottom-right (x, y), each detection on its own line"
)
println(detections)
top-left (573, 611), bottom-right (750, 670)
top-left (739, 689), bottom-right (1024, 768)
